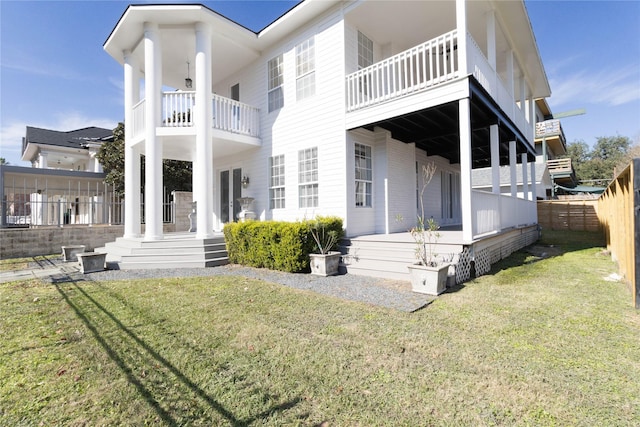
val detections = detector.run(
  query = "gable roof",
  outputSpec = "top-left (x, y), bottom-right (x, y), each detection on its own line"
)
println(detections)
top-left (22, 126), bottom-right (114, 162)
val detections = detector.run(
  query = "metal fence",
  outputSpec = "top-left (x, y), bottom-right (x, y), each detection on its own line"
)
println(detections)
top-left (2, 182), bottom-right (175, 227)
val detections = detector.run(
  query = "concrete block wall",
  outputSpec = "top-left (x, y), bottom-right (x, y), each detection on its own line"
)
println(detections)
top-left (1, 225), bottom-right (125, 258)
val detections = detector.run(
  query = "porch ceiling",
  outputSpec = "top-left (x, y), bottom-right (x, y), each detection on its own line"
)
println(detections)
top-left (362, 80), bottom-right (535, 169)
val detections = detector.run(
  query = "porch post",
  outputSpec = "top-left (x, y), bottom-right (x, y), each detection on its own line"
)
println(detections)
top-left (530, 159), bottom-right (537, 201)
top-left (143, 22), bottom-right (163, 240)
top-left (490, 124), bottom-right (500, 194)
top-left (123, 49), bottom-right (141, 238)
top-left (509, 140), bottom-right (517, 198)
top-left (506, 50), bottom-right (514, 98)
top-left (521, 153), bottom-right (529, 201)
top-left (486, 9), bottom-right (496, 70)
top-left (194, 22), bottom-right (214, 239)
top-left (456, 0), bottom-right (468, 74)
top-left (459, 98), bottom-right (473, 242)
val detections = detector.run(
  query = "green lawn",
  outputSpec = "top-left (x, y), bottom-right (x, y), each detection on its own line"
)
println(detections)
top-left (1, 231), bottom-right (638, 426)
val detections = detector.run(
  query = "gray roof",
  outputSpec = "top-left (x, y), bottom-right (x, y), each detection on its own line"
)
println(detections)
top-left (24, 126), bottom-right (113, 151)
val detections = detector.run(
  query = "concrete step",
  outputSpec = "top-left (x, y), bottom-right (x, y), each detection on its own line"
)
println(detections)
top-left (116, 257), bottom-right (229, 270)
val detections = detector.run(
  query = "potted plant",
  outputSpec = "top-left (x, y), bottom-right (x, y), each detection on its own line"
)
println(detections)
top-left (309, 219), bottom-right (342, 276)
top-left (407, 162), bottom-right (450, 295)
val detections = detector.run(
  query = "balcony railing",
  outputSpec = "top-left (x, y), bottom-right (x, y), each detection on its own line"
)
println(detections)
top-left (346, 30), bottom-right (459, 112)
top-left (535, 119), bottom-right (565, 141)
top-left (547, 158), bottom-right (573, 175)
top-left (346, 30), bottom-right (533, 144)
top-left (130, 92), bottom-right (260, 140)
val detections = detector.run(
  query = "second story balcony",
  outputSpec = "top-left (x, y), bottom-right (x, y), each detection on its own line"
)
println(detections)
top-left (130, 92), bottom-right (260, 143)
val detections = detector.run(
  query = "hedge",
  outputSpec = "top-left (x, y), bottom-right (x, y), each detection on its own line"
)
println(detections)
top-left (222, 217), bottom-right (344, 273)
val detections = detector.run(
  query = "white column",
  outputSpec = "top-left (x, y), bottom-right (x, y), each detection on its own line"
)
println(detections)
top-left (530, 159), bottom-right (537, 201)
top-left (490, 124), bottom-right (500, 194)
top-left (509, 140), bottom-right (517, 198)
top-left (521, 153), bottom-right (529, 201)
top-left (39, 152), bottom-right (48, 169)
top-left (123, 49), bottom-right (141, 238)
top-left (456, 0), bottom-right (467, 75)
top-left (506, 50), bottom-right (514, 97)
top-left (486, 9), bottom-right (496, 70)
top-left (143, 22), bottom-right (163, 240)
top-left (459, 98), bottom-right (473, 242)
top-left (194, 22), bottom-right (214, 239)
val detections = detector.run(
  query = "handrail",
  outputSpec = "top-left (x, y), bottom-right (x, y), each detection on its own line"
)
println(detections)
top-left (346, 30), bottom-right (459, 112)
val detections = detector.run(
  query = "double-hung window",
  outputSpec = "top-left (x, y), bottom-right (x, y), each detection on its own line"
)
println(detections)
top-left (269, 155), bottom-right (285, 209)
top-left (357, 31), bottom-right (373, 69)
top-left (298, 147), bottom-right (318, 208)
top-left (296, 37), bottom-right (315, 101)
top-left (268, 54), bottom-right (284, 112)
top-left (355, 143), bottom-right (372, 207)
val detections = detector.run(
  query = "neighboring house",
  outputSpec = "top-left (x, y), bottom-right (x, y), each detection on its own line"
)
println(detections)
top-left (101, 0), bottom-right (551, 276)
top-left (0, 126), bottom-right (115, 227)
top-left (472, 99), bottom-right (577, 200)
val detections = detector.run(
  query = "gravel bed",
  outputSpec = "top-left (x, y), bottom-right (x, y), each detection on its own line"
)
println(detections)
top-left (46, 262), bottom-right (433, 312)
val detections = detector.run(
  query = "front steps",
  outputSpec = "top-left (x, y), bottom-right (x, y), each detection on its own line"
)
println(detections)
top-left (95, 232), bottom-right (228, 269)
top-left (340, 232), bottom-right (465, 281)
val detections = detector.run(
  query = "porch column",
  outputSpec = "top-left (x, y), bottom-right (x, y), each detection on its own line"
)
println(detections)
top-left (143, 22), bottom-right (163, 240)
top-left (509, 140), bottom-right (517, 198)
top-left (521, 153), bottom-right (529, 201)
top-left (39, 152), bottom-right (48, 169)
top-left (123, 49), bottom-right (141, 238)
top-left (459, 98), bottom-right (473, 242)
top-left (456, 0), bottom-right (468, 74)
top-left (506, 50), bottom-right (514, 98)
top-left (486, 9), bottom-right (496, 70)
top-left (194, 22), bottom-right (214, 239)
top-left (530, 159), bottom-right (537, 201)
top-left (490, 124), bottom-right (500, 194)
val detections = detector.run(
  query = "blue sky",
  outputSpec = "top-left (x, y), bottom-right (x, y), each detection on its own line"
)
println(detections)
top-left (1, 0), bottom-right (639, 166)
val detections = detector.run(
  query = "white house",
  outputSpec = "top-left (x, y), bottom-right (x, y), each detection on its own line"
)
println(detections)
top-left (101, 0), bottom-right (550, 277)
top-left (1, 126), bottom-right (115, 227)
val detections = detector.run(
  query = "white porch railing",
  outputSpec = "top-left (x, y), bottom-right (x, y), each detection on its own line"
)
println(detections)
top-left (346, 30), bottom-right (459, 112)
top-left (467, 34), bottom-right (533, 143)
top-left (472, 190), bottom-right (537, 238)
top-left (163, 91), bottom-right (195, 127)
top-left (130, 92), bottom-right (260, 139)
top-left (212, 94), bottom-right (260, 138)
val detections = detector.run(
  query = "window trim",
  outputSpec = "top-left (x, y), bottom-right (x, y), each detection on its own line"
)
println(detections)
top-left (267, 54), bottom-right (284, 113)
top-left (298, 147), bottom-right (318, 208)
top-left (354, 142), bottom-right (372, 208)
top-left (295, 37), bottom-right (316, 101)
top-left (269, 154), bottom-right (286, 210)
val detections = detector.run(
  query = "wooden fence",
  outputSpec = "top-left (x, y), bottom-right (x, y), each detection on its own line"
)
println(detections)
top-left (537, 199), bottom-right (600, 232)
top-left (597, 159), bottom-right (639, 309)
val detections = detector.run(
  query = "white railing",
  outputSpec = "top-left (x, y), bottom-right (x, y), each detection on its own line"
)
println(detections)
top-left (212, 94), bottom-right (260, 138)
top-left (468, 34), bottom-right (533, 143)
top-left (131, 99), bottom-right (146, 140)
top-left (163, 91), bottom-right (195, 127)
top-left (472, 190), bottom-right (537, 238)
top-left (346, 30), bottom-right (459, 112)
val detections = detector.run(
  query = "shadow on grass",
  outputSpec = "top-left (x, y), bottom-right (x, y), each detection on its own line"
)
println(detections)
top-left (53, 275), bottom-right (300, 426)
top-left (489, 229), bottom-right (606, 275)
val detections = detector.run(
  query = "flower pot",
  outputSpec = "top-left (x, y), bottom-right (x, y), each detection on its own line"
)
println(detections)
top-left (407, 263), bottom-right (450, 295)
top-left (309, 251), bottom-right (341, 276)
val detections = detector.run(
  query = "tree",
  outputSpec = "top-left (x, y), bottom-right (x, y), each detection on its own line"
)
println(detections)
top-left (0, 158), bottom-right (8, 165)
top-left (565, 136), bottom-right (632, 183)
top-left (97, 122), bottom-right (193, 197)
top-left (97, 122), bottom-right (125, 195)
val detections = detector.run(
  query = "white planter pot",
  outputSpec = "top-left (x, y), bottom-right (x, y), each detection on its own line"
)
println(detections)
top-left (309, 251), bottom-right (341, 276)
top-left (407, 263), bottom-right (450, 295)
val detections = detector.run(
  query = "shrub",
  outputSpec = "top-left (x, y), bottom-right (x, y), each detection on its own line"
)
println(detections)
top-left (223, 217), bottom-right (344, 273)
